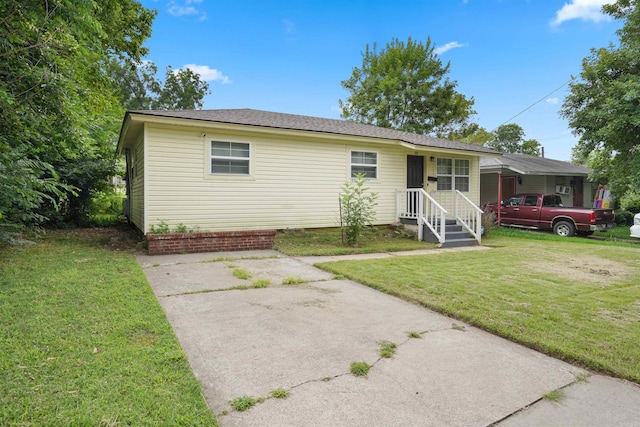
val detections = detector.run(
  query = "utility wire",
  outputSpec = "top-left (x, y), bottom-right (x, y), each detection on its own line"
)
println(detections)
top-left (492, 79), bottom-right (571, 132)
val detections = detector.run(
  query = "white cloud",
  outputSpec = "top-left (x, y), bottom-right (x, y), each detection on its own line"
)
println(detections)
top-left (434, 41), bottom-right (465, 55)
top-left (181, 64), bottom-right (231, 84)
top-left (551, 0), bottom-right (613, 27)
top-left (546, 97), bottom-right (560, 105)
top-left (167, 0), bottom-right (207, 20)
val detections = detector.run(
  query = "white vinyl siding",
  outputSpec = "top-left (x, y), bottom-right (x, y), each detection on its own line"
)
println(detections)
top-left (130, 134), bottom-right (145, 231)
top-left (142, 124), bottom-right (408, 232)
top-left (350, 151), bottom-right (378, 178)
top-left (210, 141), bottom-right (250, 174)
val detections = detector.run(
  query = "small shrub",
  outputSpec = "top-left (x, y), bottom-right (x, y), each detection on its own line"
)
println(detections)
top-left (150, 220), bottom-right (170, 234)
top-left (614, 209), bottom-right (635, 226)
top-left (340, 173), bottom-right (378, 246)
top-left (175, 223), bottom-right (189, 233)
top-left (229, 395), bottom-right (256, 412)
top-left (350, 361), bottom-right (370, 377)
top-left (481, 211), bottom-right (497, 237)
top-left (271, 388), bottom-right (290, 399)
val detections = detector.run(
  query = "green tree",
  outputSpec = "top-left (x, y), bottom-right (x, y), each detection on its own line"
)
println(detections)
top-left (108, 61), bottom-right (211, 110)
top-left (443, 123), bottom-right (493, 146)
top-left (485, 124), bottom-right (541, 156)
top-left (339, 37), bottom-right (475, 136)
top-left (0, 0), bottom-right (155, 233)
top-left (561, 0), bottom-right (640, 203)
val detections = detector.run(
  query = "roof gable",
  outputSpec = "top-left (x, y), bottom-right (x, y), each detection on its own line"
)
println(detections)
top-left (123, 108), bottom-right (499, 155)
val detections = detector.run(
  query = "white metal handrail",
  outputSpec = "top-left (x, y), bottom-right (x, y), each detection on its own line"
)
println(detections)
top-left (454, 190), bottom-right (483, 242)
top-left (397, 189), bottom-right (448, 243)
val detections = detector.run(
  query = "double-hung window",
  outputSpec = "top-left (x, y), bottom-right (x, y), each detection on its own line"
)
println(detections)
top-left (210, 141), bottom-right (250, 175)
top-left (351, 151), bottom-right (377, 178)
top-left (436, 158), bottom-right (470, 192)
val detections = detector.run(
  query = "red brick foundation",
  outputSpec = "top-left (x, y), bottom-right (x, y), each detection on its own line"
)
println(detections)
top-left (147, 229), bottom-right (277, 255)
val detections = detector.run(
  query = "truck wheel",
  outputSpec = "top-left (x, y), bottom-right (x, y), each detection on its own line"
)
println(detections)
top-left (553, 220), bottom-right (575, 237)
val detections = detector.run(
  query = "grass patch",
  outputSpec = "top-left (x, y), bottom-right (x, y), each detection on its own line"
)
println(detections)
top-left (350, 361), bottom-right (371, 377)
top-left (270, 388), bottom-right (290, 399)
top-left (282, 276), bottom-right (305, 285)
top-left (378, 340), bottom-right (397, 358)
top-left (407, 331), bottom-right (423, 339)
top-left (232, 268), bottom-right (252, 280)
top-left (317, 234), bottom-right (640, 383)
top-left (0, 228), bottom-right (217, 425)
top-left (593, 225), bottom-right (637, 240)
top-left (229, 395), bottom-right (256, 412)
top-left (252, 278), bottom-right (270, 288)
top-left (542, 389), bottom-right (564, 402)
top-left (274, 226), bottom-right (436, 256)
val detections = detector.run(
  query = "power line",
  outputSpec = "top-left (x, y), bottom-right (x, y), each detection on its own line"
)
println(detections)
top-left (492, 80), bottom-right (571, 132)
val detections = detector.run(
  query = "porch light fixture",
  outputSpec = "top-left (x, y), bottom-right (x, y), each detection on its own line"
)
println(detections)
top-left (517, 176), bottom-right (523, 185)
top-left (430, 156), bottom-right (435, 162)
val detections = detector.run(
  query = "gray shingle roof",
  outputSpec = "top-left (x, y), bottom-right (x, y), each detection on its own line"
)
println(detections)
top-left (480, 153), bottom-right (591, 175)
top-left (129, 108), bottom-right (499, 155)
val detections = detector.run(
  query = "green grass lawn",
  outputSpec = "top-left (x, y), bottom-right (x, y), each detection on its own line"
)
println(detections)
top-left (274, 226), bottom-right (436, 256)
top-left (316, 232), bottom-right (640, 382)
top-left (0, 228), bottom-right (217, 426)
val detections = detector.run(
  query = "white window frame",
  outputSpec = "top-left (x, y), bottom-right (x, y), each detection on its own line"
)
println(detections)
top-left (436, 158), bottom-right (470, 192)
top-left (210, 140), bottom-right (251, 175)
top-left (350, 150), bottom-right (378, 179)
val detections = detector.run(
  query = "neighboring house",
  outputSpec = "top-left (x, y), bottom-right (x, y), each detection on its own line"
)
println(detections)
top-left (480, 153), bottom-right (594, 207)
top-left (116, 109), bottom-right (499, 253)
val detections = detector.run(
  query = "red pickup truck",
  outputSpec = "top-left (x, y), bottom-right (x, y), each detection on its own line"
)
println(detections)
top-left (483, 193), bottom-right (615, 237)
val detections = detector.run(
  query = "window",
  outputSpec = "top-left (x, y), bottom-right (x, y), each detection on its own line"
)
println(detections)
top-left (351, 151), bottom-right (377, 178)
top-left (210, 141), bottom-right (250, 174)
top-left (523, 195), bottom-right (538, 206)
top-left (436, 158), bottom-right (469, 191)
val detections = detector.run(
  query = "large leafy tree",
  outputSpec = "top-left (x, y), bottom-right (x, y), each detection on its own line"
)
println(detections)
top-left (339, 37), bottom-right (476, 136)
top-left (0, 0), bottom-right (155, 236)
top-left (561, 0), bottom-right (640, 209)
top-left (485, 124), bottom-right (541, 156)
top-left (108, 60), bottom-right (211, 110)
top-left (444, 123), bottom-right (493, 146)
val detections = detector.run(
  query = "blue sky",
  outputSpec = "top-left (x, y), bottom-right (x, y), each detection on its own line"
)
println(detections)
top-left (140, 0), bottom-right (621, 160)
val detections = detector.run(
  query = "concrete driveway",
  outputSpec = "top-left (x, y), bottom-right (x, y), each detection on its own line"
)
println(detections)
top-left (137, 250), bottom-right (640, 427)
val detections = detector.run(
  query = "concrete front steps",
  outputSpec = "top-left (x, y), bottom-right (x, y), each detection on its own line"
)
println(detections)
top-left (423, 219), bottom-right (479, 248)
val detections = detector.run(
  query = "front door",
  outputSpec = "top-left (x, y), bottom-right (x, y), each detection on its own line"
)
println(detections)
top-left (573, 176), bottom-right (584, 207)
top-left (406, 156), bottom-right (424, 216)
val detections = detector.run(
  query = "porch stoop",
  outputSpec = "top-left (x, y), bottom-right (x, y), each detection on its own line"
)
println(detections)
top-left (423, 219), bottom-right (478, 248)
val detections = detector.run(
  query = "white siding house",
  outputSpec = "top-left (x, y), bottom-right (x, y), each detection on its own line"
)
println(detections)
top-left (117, 109), bottom-right (498, 249)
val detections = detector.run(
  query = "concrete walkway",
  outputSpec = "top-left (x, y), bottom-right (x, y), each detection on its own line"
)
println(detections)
top-left (137, 249), bottom-right (640, 427)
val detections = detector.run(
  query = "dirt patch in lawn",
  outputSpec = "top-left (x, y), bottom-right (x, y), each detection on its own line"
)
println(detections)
top-left (530, 254), bottom-right (630, 284)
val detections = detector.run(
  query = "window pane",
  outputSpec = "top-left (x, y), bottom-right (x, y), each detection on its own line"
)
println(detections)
top-left (211, 159), bottom-right (249, 174)
top-left (455, 177), bottom-right (469, 192)
top-left (351, 151), bottom-right (377, 165)
top-left (437, 158), bottom-right (452, 175)
top-left (524, 195), bottom-right (538, 206)
top-left (455, 159), bottom-right (469, 175)
top-left (229, 143), bottom-right (249, 158)
top-left (211, 141), bottom-right (231, 157)
top-left (351, 166), bottom-right (377, 178)
top-left (437, 176), bottom-right (452, 191)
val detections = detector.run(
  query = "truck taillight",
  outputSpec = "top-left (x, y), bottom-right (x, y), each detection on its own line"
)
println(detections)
top-left (590, 211), bottom-right (596, 223)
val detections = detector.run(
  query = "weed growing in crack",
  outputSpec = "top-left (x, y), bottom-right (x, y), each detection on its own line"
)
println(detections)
top-left (331, 274), bottom-right (345, 280)
top-left (271, 388), bottom-right (290, 399)
top-left (253, 279), bottom-right (270, 288)
top-left (350, 361), bottom-right (370, 377)
top-left (322, 377), bottom-right (332, 382)
top-left (226, 263), bottom-right (237, 269)
top-left (233, 268), bottom-right (252, 280)
top-left (378, 340), bottom-right (397, 358)
top-left (451, 323), bottom-right (466, 332)
top-left (407, 331), bottom-right (423, 338)
top-left (573, 372), bottom-right (590, 383)
top-left (542, 389), bottom-right (563, 402)
top-left (229, 395), bottom-right (256, 412)
top-left (282, 276), bottom-right (304, 285)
